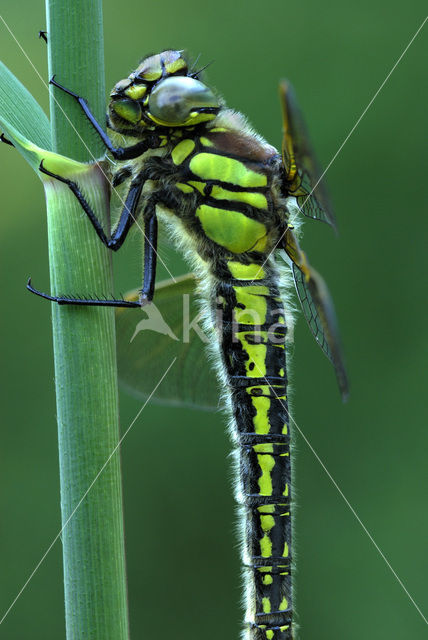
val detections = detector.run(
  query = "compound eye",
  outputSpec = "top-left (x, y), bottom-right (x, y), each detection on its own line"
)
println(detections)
top-left (148, 76), bottom-right (219, 125)
top-left (112, 98), bottom-right (142, 124)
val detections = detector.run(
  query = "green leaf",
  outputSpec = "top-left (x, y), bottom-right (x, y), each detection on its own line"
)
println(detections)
top-left (0, 62), bottom-right (51, 167)
top-left (0, 122), bottom-right (93, 175)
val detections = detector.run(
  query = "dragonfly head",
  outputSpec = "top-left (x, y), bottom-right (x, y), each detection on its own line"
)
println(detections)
top-left (108, 50), bottom-right (221, 133)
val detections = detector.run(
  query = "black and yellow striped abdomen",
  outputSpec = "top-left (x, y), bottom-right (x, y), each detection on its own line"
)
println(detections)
top-left (155, 117), bottom-right (294, 637)
top-left (213, 260), bottom-right (293, 640)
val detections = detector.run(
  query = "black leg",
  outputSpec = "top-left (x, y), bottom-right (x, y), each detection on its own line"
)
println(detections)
top-left (137, 186), bottom-right (183, 303)
top-left (49, 76), bottom-right (160, 160)
top-left (39, 160), bottom-right (110, 246)
top-left (27, 278), bottom-right (140, 308)
top-left (0, 133), bottom-right (14, 146)
top-left (140, 209), bottom-right (158, 304)
top-left (109, 180), bottom-right (145, 250)
top-left (31, 164), bottom-right (158, 307)
top-left (27, 195), bottom-right (159, 309)
top-left (112, 166), bottom-right (132, 188)
top-left (39, 30), bottom-right (47, 42)
top-left (39, 160), bottom-right (149, 251)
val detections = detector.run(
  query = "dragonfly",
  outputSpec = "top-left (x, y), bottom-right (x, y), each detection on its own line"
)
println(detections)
top-left (26, 50), bottom-right (349, 640)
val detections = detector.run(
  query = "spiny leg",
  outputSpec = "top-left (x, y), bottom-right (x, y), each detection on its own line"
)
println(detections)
top-left (27, 198), bottom-right (159, 308)
top-left (27, 279), bottom-right (141, 308)
top-left (30, 165), bottom-right (158, 307)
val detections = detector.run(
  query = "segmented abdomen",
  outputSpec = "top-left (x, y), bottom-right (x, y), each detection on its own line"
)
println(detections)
top-left (213, 259), bottom-right (293, 640)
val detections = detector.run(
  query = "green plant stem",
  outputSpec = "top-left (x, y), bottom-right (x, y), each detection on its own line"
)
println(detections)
top-left (45, 1), bottom-right (130, 638)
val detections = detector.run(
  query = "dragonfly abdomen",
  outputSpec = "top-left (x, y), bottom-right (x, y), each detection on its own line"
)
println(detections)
top-left (214, 259), bottom-right (293, 640)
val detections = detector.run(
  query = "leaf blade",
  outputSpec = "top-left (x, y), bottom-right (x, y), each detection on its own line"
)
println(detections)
top-left (0, 62), bottom-right (51, 151)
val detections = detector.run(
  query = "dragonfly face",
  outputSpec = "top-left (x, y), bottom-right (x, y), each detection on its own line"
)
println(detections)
top-left (108, 50), bottom-right (220, 132)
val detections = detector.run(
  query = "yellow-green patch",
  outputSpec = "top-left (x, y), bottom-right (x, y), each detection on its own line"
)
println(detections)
top-left (258, 504), bottom-right (275, 514)
top-left (251, 395), bottom-right (270, 434)
top-left (254, 443), bottom-right (274, 454)
top-left (210, 185), bottom-right (268, 210)
top-left (260, 533), bottom-right (272, 557)
top-left (234, 287), bottom-right (268, 324)
top-left (247, 384), bottom-right (285, 398)
top-left (260, 514), bottom-right (275, 532)
top-left (196, 204), bottom-right (267, 253)
top-left (190, 153), bottom-right (267, 187)
top-left (228, 261), bottom-right (266, 280)
top-left (236, 285), bottom-right (269, 296)
top-left (172, 139), bottom-right (195, 165)
top-left (200, 136), bottom-right (214, 146)
top-left (283, 481), bottom-right (289, 498)
top-left (236, 335), bottom-right (267, 377)
top-left (188, 180), bottom-right (206, 194)
top-left (124, 84), bottom-right (147, 100)
top-left (165, 58), bottom-right (187, 74)
top-left (257, 453), bottom-right (275, 495)
top-left (176, 182), bottom-right (194, 193)
top-left (262, 597), bottom-right (271, 613)
top-left (138, 67), bottom-right (161, 81)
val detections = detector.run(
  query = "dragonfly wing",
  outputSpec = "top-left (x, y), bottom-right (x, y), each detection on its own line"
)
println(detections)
top-left (281, 230), bottom-right (349, 401)
top-left (279, 80), bottom-right (337, 231)
top-left (116, 273), bottom-right (219, 410)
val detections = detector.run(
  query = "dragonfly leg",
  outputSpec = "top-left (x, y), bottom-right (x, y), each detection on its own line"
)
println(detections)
top-left (39, 162), bottom-right (149, 251)
top-left (38, 30), bottom-right (47, 42)
top-left (49, 76), bottom-right (160, 160)
top-left (139, 206), bottom-right (158, 305)
top-left (108, 173), bottom-right (151, 250)
top-left (39, 160), bottom-right (111, 246)
top-left (31, 167), bottom-right (151, 307)
top-left (0, 133), bottom-right (14, 146)
top-left (27, 278), bottom-right (140, 308)
top-left (137, 187), bottom-right (180, 305)
top-left (112, 166), bottom-right (132, 188)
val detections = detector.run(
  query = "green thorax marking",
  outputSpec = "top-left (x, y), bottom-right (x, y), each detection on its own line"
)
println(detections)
top-left (169, 129), bottom-right (276, 254)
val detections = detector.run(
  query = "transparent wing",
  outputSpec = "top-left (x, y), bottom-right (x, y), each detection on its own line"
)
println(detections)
top-left (292, 263), bottom-right (332, 359)
top-left (279, 80), bottom-right (337, 231)
top-left (281, 230), bottom-right (349, 401)
top-left (116, 273), bottom-right (219, 410)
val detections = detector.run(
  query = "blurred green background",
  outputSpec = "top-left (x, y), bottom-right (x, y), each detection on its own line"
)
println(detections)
top-left (1, 2), bottom-right (427, 638)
